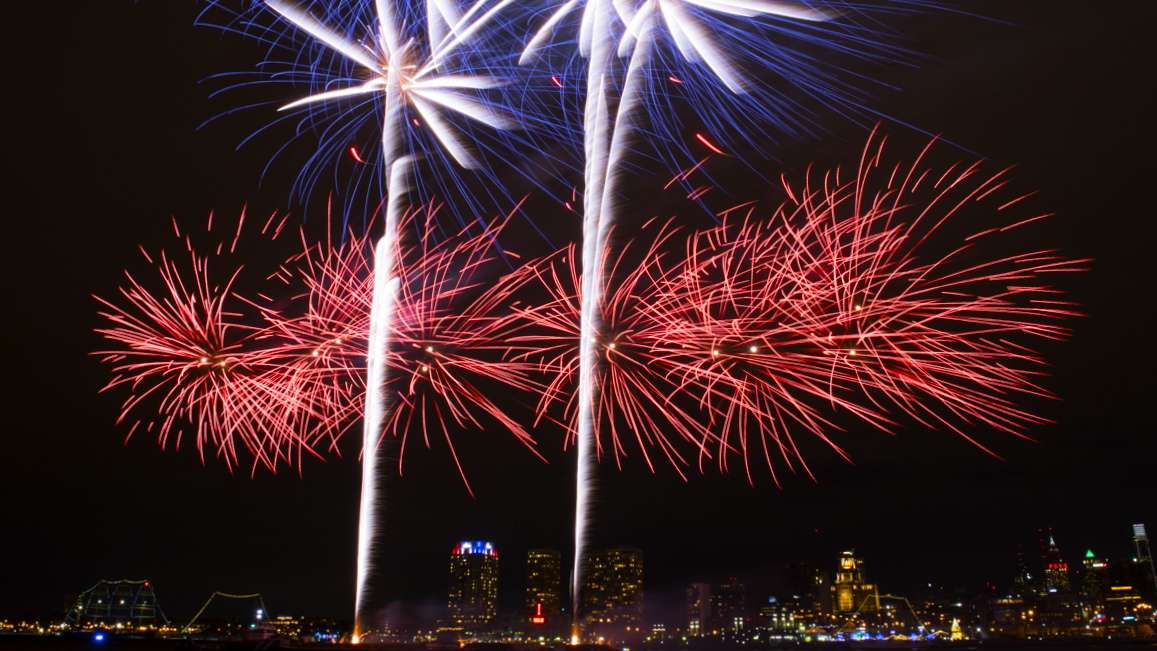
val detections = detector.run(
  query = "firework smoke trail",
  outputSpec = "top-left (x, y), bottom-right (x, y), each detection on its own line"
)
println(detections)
top-left (244, 1), bottom-right (520, 637)
top-left (354, 162), bottom-right (403, 645)
top-left (520, 0), bottom-right (832, 630)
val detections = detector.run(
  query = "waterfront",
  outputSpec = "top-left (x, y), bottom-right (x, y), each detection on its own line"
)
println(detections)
top-left (2, 638), bottom-right (1157, 651)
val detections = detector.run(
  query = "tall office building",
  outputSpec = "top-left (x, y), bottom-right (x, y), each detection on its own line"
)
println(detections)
top-left (831, 550), bottom-right (879, 613)
top-left (1011, 546), bottom-right (1035, 598)
top-left (582, 547), bottom-right (644, 637)
top-left (687, 578), bottom-right (752, 637)
top-left (448, 540), bottom-right (499, 629)
top-left (686, 583), bottom-right (711, 637)
top-left (1133, 523), bottom-right (1157, 598)
top-left (759, 596), bottom-right (802, 636)
top-left (526, 549), bottom-right (562, 627)
top-left (776, 561), bottom-right (827, 620)
top-left (710, 577), bottom-right (748, 634)
top-left (1039, 530), bottom-right (1071, 594)
top-left (1081, 549), bottom-right (1110, 612)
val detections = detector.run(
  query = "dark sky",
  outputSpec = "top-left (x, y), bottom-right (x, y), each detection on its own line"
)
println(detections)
top-left (2, 0), bottom-right (1155, 629)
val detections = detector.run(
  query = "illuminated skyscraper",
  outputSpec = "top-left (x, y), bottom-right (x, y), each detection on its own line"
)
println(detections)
top-left (687, 578), bottom-right (754, 637)
top-left (448, 541), bottom-right (499, 629)
top-left (526, 549), bottom-right (562, 627)
top-left (1133, 523), bottom-right (1156, 598)
top-left (831, 550), bottom-right (878, 613)
top-left (1011, 546), bottom-right (1035, 598)
top-left (1081, 549), bottom-right (1110, 613)
top-left (710, 577), bottom-right (748, 635)
top-left (582, 547), bottom-right (644, 638)
top-left (1039, 530), bottom-right (1071, 594)
top-left (759, 596), bottom-right (806, 637)
top-left (782, 561), bottom-right (821, 610)
top-left (686, 583), bottom-right (710, 637)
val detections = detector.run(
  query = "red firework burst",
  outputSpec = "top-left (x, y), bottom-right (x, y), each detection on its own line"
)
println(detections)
top-left (249, 200), bottom-right (546, 492)
top-left (510, 131), bottom-right (1086, 484)
top-left (94, 202), bottom-right (546, 486)
top-left (504, 223), bottom-right (740, 480)
top-left (94, 132), bottom-right (1085, 489)
top-left (92, 209), bottom-right (321, 473)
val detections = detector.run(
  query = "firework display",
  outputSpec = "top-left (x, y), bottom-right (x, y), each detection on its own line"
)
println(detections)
top-left (91, 0), bottom-right (1087, 642)
top-left (97, 135), bottom-right (1083, 488)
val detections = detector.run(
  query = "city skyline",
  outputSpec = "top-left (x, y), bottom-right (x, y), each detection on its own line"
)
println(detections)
top-left (22, 520), bottom-right (1153, 644)
top-left (17, 522), bottom-right (1154, 630)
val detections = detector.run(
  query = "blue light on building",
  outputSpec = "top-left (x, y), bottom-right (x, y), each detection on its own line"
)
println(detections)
top-left (456, 540), bottom-right (496, 556)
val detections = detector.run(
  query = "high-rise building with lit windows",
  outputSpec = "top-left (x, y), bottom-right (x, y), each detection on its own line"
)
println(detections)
top-left (1081, 549), bottom-right (1110, 609)
top-left (1012, 546), bottom-right (1035, 597)
top-left (1133, 523), bottom-right (1156, 599)
top-left (1039, 530), bottom-right (1071, 594)
top-left (526, 549), bottom-right (562, 627)
top-left (760, 594), bottom-right (810, 637)
top-left (687, 578), bottom-right (754, 637)
top-left (710, 577), bottom-right (747, 635)
top-left (582, 547), bottom-right (644, 638)
top-left (686, 583), bottom-right (710, 637)
top-left (448, 540), bottom-right (499, 629)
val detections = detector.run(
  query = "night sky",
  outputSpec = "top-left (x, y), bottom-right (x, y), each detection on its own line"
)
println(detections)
top-left (3, 0), bottom-right (1155, 628)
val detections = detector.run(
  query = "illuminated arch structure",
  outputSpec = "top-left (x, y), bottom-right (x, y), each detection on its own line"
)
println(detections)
top-left (65, 579), bottom-right (168, 628)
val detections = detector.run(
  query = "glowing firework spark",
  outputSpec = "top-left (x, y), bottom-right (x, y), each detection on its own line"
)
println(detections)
top-left (98, 132), bottom-right (1083, 487)
top-left (263, 0), bottom-right (515, 169)
top-left (198, 0), bottom-right (564, 221)
top-left (715, 130), bottom-right (1088, 461)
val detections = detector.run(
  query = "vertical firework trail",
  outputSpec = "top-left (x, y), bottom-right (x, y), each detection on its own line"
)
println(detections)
top-left (253, 1), bottom-right (517, 639)
top-left (573, 2), bottom-right (613, 635)
top-left (522, 2), bottom-right (661, 629)
top-left (520, 1), bottom-right (830, 633)
top-left (354, 6), bottom-right (403, 637)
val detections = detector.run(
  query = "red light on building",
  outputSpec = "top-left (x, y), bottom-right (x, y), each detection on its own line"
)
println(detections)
top-left (530, 602), bottom-right (546, 625)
